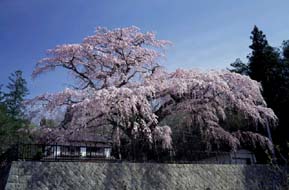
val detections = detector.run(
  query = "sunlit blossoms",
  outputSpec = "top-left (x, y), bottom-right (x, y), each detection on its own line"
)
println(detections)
top-left (33, 26), bottom-right (171, 90)
top-left (28, 26), bottom-right (278, 157)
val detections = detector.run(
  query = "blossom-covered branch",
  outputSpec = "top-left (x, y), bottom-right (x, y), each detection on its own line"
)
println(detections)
top-left (28, 26), bottom-right (278, 156)
top-left (33, 26), bottom-right (171, 90)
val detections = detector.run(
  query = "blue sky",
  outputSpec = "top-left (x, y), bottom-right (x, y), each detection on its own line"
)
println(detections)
top-left (1, 0), bottom-right (289, 98)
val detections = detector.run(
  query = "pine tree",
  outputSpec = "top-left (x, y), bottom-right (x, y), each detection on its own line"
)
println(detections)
top-left (247, 26), bottom-right (280, 82)
top-left (0, 71), bottom-right (34, 152)
top-left (228, 58), bottom-right (249, 75)
top-left (4, 70), bottom-right (28, 118)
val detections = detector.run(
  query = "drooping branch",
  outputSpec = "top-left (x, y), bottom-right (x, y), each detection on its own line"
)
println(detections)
top-left (233, 131), bottom-right (274, 153)
top-left (147, 69), bottom-right (277, 151)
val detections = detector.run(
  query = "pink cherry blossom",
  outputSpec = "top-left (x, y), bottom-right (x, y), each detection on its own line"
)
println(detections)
top-left (28, 26), bottom-right (277, 154)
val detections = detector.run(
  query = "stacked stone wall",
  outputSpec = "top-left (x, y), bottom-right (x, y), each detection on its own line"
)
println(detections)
top-left (4, 161), bottom-right (287, 190)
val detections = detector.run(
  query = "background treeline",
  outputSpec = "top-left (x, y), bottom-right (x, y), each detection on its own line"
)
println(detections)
top-left (230, 25), bottom-right (289, 160)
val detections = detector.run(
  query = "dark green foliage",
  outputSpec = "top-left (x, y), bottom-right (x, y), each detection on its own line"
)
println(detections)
top-left (229, 58), bottom-right (249, 75)
top-left (229, 26), bottom-right (281, 83)
top-left (247, 26), bottom-right (280, 82)
top-left (247, 26), bottom-right (268, 79)
top-left (0, 108), bottom-right (34, 153)
top-left (4, 70), bottom-right (29, 118)
top-left (0, 70), bottom-right (33, 154)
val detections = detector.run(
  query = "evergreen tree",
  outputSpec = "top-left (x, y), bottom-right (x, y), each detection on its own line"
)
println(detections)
top-left (247, 25), bottom-right (280, 82)
top-left (237, 26), bottom-right (281, 109)
top-left (272, 40), bottom-right (289, 159)
top-left (4, 70), bottom-right (28, 118)
top-left (229, 26), bottom-right (280, 80)
top-left (0, 71), bottom-right (34, 153)
top-left (228, 58), bottom-right (249, 75)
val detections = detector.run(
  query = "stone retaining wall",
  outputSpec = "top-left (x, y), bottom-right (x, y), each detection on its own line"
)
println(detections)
top-left (4, 161), bottom-right (288, 190)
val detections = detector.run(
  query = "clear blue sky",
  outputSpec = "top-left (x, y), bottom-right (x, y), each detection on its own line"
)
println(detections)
top-left (1, 0), bottom-right (289, 98)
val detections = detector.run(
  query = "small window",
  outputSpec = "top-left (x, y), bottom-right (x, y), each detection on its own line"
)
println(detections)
top-left (80, 147), bottom-right (86, 157)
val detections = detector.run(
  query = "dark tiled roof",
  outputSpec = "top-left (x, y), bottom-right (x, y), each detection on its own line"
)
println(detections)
top-left (67, 131), bottom-right (112, 143)
top-left (39, 126), bottom-right (113, 146)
